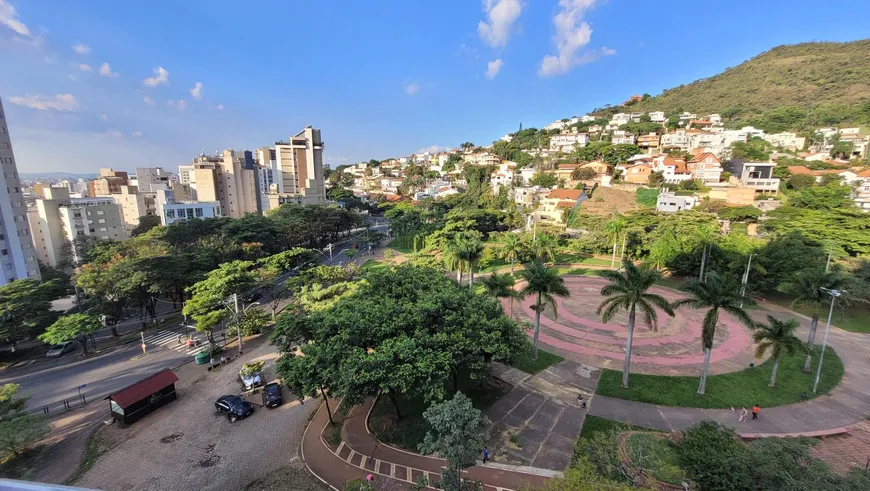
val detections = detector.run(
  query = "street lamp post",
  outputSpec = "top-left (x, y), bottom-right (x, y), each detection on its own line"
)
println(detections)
top-left (739, 253), bottom-right (757, 308)
top-left (813, 288), bottom-right (842, 393)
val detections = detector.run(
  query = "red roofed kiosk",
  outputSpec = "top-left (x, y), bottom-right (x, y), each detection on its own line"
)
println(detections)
top-left (107, 368), bottom-right (179, 426)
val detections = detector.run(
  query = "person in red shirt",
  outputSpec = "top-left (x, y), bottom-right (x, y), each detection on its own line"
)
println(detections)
top-left (752, 404), bottom-right (760, 420)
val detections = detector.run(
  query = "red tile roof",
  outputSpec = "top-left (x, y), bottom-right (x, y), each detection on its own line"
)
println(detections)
top-left (858, 169), bottom-right (870, 178)
top-left (688, 152), bottom-right (720, 164)
top-left (557, 200), bottom-right (578, 208)
top-left (109, 369), bottom-right (178, 409)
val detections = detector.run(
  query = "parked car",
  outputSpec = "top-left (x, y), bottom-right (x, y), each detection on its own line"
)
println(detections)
top-left (239, 367), bottom-right (264, 391)
top-left (264, 382), bottom-right (283, 408)
top-left (46, 341), bottom-right (77, 358)
top-left (243, 290), bottom-right (262, 303)
top-left (214, 395), bottom-right (254, 422)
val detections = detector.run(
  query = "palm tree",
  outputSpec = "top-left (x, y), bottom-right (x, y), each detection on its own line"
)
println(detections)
top-left (672, 272), bottom-right (754, 395)
top-left (443, 240), bottom-right (464, 284)
top-left (752, 315), bottom-right (805, 388)
top-left (457, 238), bottom-right (484, 286)
top-left (696, 225), bottom-right (717, 282)
top-left (532, 234), bottom-right (559, 264)
top-left (597, 259), bottom-right (675, 388)
top-left (518, 261), bottom-right (570, 360)
top-left (479, 273), bottom-right (517, 317)
top-left (779, 267), bottom-right (841, 372)
top-left (499, 233), bottom-right (524, 276)
top-left (604, 217), bottom-right (626, 270)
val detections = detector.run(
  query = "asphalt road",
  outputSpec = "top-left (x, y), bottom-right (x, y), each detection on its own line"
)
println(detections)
top-left (1, 221), bottom-right (388, 410)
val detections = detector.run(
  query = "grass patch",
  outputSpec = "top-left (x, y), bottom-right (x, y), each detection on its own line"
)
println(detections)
top-left (0, 445), bottom-right (47, 481)
top-left (511, 349), bottom-right (563, 375)
top-left (369, 375), bottom-right (511, 451)
top-left (626, 433), bottom-right (685, 486)
top-left (386, 238), bottom-right (413, 254)
top-left (243, 464), bottom-right (328, 491)
top-left (66, 431), bottom-right (110, 485)
top-left (321, 400), bottom-right (351, 449)
top-left (580, 415), bottom-right (659, 439)
top-left (765, 292), bottom-right (870, 333)
top-left (596, 346), bottom-right (843, 408)
top-left (361, 259), bottom-right (387, 272)
top-left (654, 276), bottom-right (686, 290)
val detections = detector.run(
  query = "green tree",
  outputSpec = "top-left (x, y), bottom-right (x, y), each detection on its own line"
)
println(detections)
top-left (779, 267), bottom-right (842, 372)
top-left (131, 215), bottom-right (161, 237)
top-left (226, 307), bottom-right (270, 336)
top-left (571, 167), bottom-right (598, 180)
top-left (443, 239), bottom-right (466, 284)
top-left (274, 337), bottom-right (340, 424)
top-left (729, 137), bottom-right (772, 161)
top-left (788, 173), bottom-right (816, 190)
top-left (183, 260), bottom-right (257, 343)
top-left (479, 273), bottom-right (517, 317)
top-left (0, 279), bottom-right (58, 347)
top-left (604, 216), bottom-right (627, 269)
top-left (518, 261), bottom-right (570, 360)
top-left (752, 315), bottom-right (805, 387)
top-left (530, 172), bottom-right (559, 188)
top-left (419, 392), bottom-right (488, 491)
top-left (542, 456), bottom-right (633, 491)
top-left (647, 171), bottom-right (665, 186)
top-left (531, 234), bottom-right (559, 264)
top-left (0, 384), bottom-right (49, 458)
top-left (672, 273), bottom-right (754, 395)
top-left (460, 142), bottom-right (475, 151)
top-left (597, 260), bottom-right (674, 388)
top-left (498, 233), bottom-right (525, 275)
top-left (38, 313), bottom-right (101, 356)
top-left (788, 182), bottom-right (853, 210)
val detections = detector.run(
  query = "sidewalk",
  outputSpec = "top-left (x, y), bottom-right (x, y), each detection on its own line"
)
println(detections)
top-left (588, 321), bottom-right (870, 435)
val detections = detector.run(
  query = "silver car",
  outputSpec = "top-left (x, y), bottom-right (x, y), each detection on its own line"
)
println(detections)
top-left (46, 341), bottom-right (77, 358)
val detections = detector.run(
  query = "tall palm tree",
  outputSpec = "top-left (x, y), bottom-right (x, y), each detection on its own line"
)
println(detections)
top-left (457, 238), bottom-right (484, 286)
top-left (779, 267), bottom-right (841, 372)
top-left (605, 217), bottom-right (626, 270)
top-left (752, 315), bottom-right (805, 388)
top-left (532, 234), bottom-right (559, 265)
top-left (597, 259), bottom-right (675, 388)
top-left (443, 240), bottom-right (464, 284)
top-left (672, 272), bottom-right (754, 395)
top-left (479, 273), bottom-right (517, 317)
top-left (499, 233), bottom-right (524, 276)
top-left (696, 225), bottom-right (717, 282)
top-left (518, 261), bottom-right (570, 360)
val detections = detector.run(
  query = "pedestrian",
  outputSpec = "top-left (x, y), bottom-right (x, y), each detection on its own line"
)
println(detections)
top-left (581, 400), bottom-right (587, 411)
top-left (483, 447), bottom-right (489, 464)
top-left (578, 393), bottom-right (586, 410)
top-left (366, 473), bottom-right (373, 483)
top-left (738, 407), bottom-right (748, 423)
top-left (177, 334), bottom-right (183, 345)
top-left (752, 404), bottom-right (760, 420)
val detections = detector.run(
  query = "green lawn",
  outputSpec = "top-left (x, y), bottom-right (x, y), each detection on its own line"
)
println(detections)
top-left (626, 433), bottom-right (686, 486)
top-left (361, 259), bottom-right (387, 272)
top-left (322, 400), bottom-right (351, 448)
top-left (386, 238), bottom-right (413, 254)
top-left (511, 349), bottom-right (563, 374)
top-left (580, 415), bottom-right (658, 439)
top-left (368, 376), bottom-right (511, 451)
top-left (765, 292), bottom-right (870, 333)
top-left (596, 346), bottom-right (843, 409)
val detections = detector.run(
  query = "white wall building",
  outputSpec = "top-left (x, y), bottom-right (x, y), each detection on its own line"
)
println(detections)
top-left (611, 130), bottom-right (637, 145)
top-left (656, 192), bottom-right (698, 213)
top-left (549, 132), bottom-right (589, 152)
top-left (156, 189), bottom-right (221, 226)
top-left (649, 111), bottom-right (666, 123)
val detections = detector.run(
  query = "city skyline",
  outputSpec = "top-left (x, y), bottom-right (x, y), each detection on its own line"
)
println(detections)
top-left (2, 0), bottom-right (870, 173)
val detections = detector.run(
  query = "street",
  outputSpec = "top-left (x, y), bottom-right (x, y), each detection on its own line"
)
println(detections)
top-left (0, 221), bottom-right (388, 410)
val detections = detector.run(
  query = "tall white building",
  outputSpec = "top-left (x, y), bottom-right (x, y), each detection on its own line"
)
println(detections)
top-left (155, 189), bottom-right (221, 226)
top-left (134, 167), bottom-right (174, 192)
top-left (264, 126), bottom-right (326, 209)
top-left (0, 97), bottom-right (40, 282)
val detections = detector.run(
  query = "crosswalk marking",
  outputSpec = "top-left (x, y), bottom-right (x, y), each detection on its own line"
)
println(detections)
top-left (143, 330), bottom-right (209, 355)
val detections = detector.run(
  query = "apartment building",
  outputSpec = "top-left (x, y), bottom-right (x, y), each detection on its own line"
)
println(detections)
top-left (611, 130), bottom-right (637, 145)
top-left (549, 132), bottom-right (589, 153)
top-left (134, 167), bottom-right (174, 192)
top-left (651, 156), bottom-right (692, 184)
top-left (111, 185), bottom-right (156, 232)
top-left (637, 133), bottom-right (661, 153)
top-left (661, 129), bottom-right (691, 152)
top-left (490, 162), bottom-right (516, 192)
top-left (191, 149), bottom-right (260, 217)
top-left (462, 152), bottom-right (501, 167)
top-left (89, 168), bottom-right (128, 197)
top-left (155, 189), bottom-right (221, 226)
top-left (265, 126), bottom-right (327, 209)
top-left (177, 165), bottom-right (194, 186)
top-left (0, 97), bottom-right (40, 282)
top-left (727, 162), bottom-right (780, 195)
top-left (31, 187), bottom-right (126, 267)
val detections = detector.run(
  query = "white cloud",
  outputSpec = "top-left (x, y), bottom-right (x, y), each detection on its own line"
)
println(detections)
top-left (104, 130), bottom-right (123, 138)
top-left (131, 131), bottom-right (142, 137)
top-left (405, 82), bottom-right (420, 95)
top-left (99, 62), bottom-right (118, 77)
top-left (9, 94), bottom-right (79, 111)
top-left (0, 0), bottom-right (31, 37)
top-left (213, 104), bottom-right (224, 111)
top-left (478, 0), bottom-right (522, 48)
top-left (143, 66), bottom-right (169, 87)
top-left (72, 63), bottom-right (91, 72)
top-left (485, 59), bottom-right (503, 80)
top-left (143, 96), bottom-right (154, 106)
top-left (99, 114), bottom-right (108, 121)
top-left (167, 100), bottom-right (187, 110)
top-left (417, 145), bottom-right (451, 154)
top-left (72, 44), bottom-right (90, 55)
top-left (538, 0), bottom-right (613, 77)
top-left (189, 82), bottom-right (203, 100)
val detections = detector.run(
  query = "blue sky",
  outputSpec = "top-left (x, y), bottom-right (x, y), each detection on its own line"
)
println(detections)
top-left (1, 0), bottom-right (869, 174)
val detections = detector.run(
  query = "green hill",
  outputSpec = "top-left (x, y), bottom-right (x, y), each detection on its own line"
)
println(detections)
top-left (596, 40), bottom-right (870, 132)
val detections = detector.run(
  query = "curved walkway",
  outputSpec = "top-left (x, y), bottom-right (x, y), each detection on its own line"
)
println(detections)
top-left (301, 397), bottom-right (552, 491)
top-left (589, 306), bottom-right (870, 435)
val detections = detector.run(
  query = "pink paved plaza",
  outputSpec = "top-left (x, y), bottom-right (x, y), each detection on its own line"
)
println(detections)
top-left (506, 275), bottom-right (763, 376)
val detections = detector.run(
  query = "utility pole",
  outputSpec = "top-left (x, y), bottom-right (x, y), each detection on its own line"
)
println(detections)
top-left (825, 242), bottom-right (834, 272)
top-left (234, 293), bottom-right (243, 355)
top-left (813, 288), bottom-right (842, 393)
top-left (739, 253), bottom-right (756, 308)
top-left (140, 330), bottom-right (146, 356)
top-left (326, 243), bottom-right (333, 262)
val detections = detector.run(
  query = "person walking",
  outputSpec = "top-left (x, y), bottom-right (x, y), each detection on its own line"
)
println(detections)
top-left (482, 447), bottom-right (489, 464)
top-left (738, 407), bottom-right (748, 423)
top-left (578, 394), bottom-right (586, 410)
top-left (752, 404), bottom-right (760, 420)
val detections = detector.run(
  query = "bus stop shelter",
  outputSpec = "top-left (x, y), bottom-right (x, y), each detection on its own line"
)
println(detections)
top-left (107, 368), bottom-right (179, 426)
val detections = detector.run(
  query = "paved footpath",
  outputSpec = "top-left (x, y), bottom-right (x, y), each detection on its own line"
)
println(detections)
top-left (589, 307), bottom-right (870, 435)
top-left (302, 398), bottom-right (553, 491)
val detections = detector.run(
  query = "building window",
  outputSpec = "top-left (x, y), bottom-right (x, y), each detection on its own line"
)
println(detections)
top-left (0, 249), bottom-right (6, 256)
top-left (98, 218), bottom-right (106, 224)
top-left (195, 208), bottom-right (203, 217)
top-left (99, 227), bottom-right (107, 232)
top-left (166, 209), bottom-right (175, 218)
top-left (187, 208), bottom-right (194, 218)
top-left (96, 210), bottom-right (104, 215)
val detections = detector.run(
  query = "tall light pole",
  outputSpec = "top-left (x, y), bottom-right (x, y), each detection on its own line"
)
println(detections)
top-left (233, 293), bottom-right (243, 355)
top-left (813, 288), bottom-right (842, 393)
top-left (739, 253), bottom-right (756, 308)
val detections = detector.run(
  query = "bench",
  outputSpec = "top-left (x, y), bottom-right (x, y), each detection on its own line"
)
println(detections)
top-left (740, 428), bottom-right (849, 440)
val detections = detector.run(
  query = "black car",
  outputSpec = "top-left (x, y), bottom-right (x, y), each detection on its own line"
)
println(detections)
top-left (243, 290), bottom-right (262, 303)
top-left (215, 395), bottom-right (254, 422)
top-left (264, 382), bottom-right (283, 408)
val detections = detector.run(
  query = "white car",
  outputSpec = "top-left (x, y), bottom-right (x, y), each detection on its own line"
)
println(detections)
top-left (239, 368), bottom-right (264, 391)
top-left (46, 341), bottom-right (77, 358)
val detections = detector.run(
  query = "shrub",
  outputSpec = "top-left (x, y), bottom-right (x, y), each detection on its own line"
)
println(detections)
top-left (635, 188), bottom-right (660, 207)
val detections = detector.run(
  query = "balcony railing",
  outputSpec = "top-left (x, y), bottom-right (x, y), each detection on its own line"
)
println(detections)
top-left (742, 178), bottom-right (780, 190)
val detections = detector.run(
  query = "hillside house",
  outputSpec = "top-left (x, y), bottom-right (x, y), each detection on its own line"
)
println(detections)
top-left (656, 192), bottom-right (698, 213)
top-left (728, 161), bottom-right (780, 195)
top-left (687, 152), bottom-right (723, 183)
top-left (535, 189), bottom-right (588, 224)
top-left (652, 156), bottom-right (692, 183)
top-left (637, 133), bottom-right (661, 153)
top-left (612, 130), bottom-right (637, 145)
top-left (649, 111), bottom-right (666, 123)
top-left (616, 162), bottom-right (653, 184)
top-left (550, 132), bottom-right (590, 152)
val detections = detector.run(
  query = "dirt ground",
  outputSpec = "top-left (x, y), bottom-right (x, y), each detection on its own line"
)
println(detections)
top-left (579, 187), bottom-right (640, 215)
